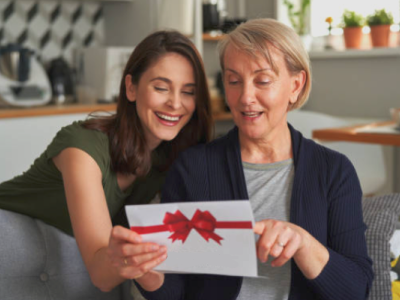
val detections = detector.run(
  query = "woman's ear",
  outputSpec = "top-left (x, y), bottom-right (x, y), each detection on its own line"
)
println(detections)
top-left (289, 70), bottom-right (306, 105)
top-left (125, 74), bottom-right (137, 102)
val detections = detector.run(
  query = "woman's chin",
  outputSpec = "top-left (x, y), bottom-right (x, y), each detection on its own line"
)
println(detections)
top-left (156, 131), bottom-right (180, 142)
top-left (238, 127), bottom-right (265, 140)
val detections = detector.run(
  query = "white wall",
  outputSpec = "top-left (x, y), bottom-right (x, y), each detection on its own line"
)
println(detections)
top-left (0, 114), bottom-right (90, 183)
top-left (305, 54), bottom-right (400, 119)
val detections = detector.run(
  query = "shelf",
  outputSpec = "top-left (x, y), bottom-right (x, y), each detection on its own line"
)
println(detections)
top-left (0, 103), bottom-right (117, 119)
top-left (309, 47), bottom-right (400, 60)
top-left (213, 112), bottom-right (232, 121)
top-left (0, 102), bottom-right (233, 121)
top-left (203, 32), bottom-right (225, 41)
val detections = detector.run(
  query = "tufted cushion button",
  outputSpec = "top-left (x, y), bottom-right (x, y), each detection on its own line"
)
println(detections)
top-left (39, 273), bottom-right (49, 282)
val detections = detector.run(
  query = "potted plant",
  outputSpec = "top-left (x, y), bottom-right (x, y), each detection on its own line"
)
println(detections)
top-left (367, 9), bottom-right (394, 47)
top-left (342, 10), bottom-right (364, 49)
top-left (324, 16), bottom-right (334, 49)
top-left (283, 0), bottom-right (312, 50)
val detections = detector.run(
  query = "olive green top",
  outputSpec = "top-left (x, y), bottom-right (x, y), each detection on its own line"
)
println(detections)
top-left (0, 121), bottom-right (165, 236)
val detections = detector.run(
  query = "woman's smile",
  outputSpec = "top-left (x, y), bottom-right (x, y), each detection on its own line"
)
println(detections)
top-left (241, 111), bottom-right (264, 121)
top-left (154, 111), bottom-right (183, 126)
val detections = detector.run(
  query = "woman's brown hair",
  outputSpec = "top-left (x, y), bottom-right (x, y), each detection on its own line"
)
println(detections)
top-left (83, 31), bottom-right (212, 176)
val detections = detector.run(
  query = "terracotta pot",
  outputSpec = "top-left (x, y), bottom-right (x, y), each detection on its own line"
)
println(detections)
top-left (343, 27), bottom-right (363, 49)
top-left (370, 24), bottom-right (391, 47)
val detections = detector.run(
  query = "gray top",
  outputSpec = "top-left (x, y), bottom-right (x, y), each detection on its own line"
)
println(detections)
top-left (237, 158), bottom-right (294, 300)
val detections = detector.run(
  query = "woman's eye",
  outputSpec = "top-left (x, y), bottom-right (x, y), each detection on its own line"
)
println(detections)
top-left (154, 86), bottom-right (168, 92)
top-left (182, 91), bottom-right (195, 95)
top-left (257, 81), bottom-right (270, 85)
top-left (228, 81), bottom-right (239, 85)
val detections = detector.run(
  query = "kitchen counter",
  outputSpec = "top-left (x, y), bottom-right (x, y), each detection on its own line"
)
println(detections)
top-left (0, 103), bottom-right (117, 119)
top-left (0, 103), bottom-right (233, 121)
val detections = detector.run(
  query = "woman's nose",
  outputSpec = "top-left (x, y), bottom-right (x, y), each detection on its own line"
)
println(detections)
top-left (167, 92), bottom-right (183, 110)
top-left (239, 82), bottom-right (256, 106)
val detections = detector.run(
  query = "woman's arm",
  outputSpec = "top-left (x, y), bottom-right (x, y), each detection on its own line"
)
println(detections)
top-left (254, 154), bottom-right (373, 300)
top-left (253, 219), bottom-right (329, 279)
top-left (53, 147), bottom-right (167, 291)
top-left (305, 155), bottom-right (374, 299)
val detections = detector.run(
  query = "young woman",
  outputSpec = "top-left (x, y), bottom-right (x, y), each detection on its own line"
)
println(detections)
top-left (0, 31), bottom-right (212, 292)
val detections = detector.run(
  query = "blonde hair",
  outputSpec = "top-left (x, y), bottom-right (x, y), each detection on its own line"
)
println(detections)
top-left (217, 18), bottom-right (311, 109)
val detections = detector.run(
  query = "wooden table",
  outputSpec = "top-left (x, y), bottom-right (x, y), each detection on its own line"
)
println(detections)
top-left (313, 120), bottom-right (400, 192)
top-left (312, 121), bottom-right (400, 146)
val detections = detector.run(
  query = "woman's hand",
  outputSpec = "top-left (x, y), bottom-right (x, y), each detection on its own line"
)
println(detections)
top-left (254, 219), bottom-right (329, 279)
top-left (107, 225), bottom-right (167, 288)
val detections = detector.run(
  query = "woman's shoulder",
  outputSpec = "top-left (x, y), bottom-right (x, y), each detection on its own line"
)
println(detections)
top-left (57, 121), bottom-right (107, 141)
top-left (45, 120), bottom-right (110, 172)
top-left (305, 136), bottom-right (351, 166)
top-left (292, 126), bottom-right (356, 177)
top-left (290, 125), bottom-right (346, 161)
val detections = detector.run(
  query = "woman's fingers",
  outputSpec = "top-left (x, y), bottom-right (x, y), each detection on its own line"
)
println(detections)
top-left (271, 233), bottom-right (301, 267)
top-left (107, 226), bottom-right (168, 280)
top-left (254, 220), bottom-right (303, 266)
top-left (108, 226), bottom-right (165, 267)
top-left (110, 225), bottom-right (142, 244)
top-left (119, 246), bottom-right (167, 267)
top-left (123, 247), bottom-right (167, 267)
top-left (108, 243), bottom-right (164, 265)
top-left (255, 220), bottom-right (281, 262)
top-left (253, 222), bottom-right (265, 235)
top-left (120, 242), bottom-right (161, 257)
top-left (119, 252), bottom-right (168, 280)
top-left (269, 226), bottom-right (292, 258)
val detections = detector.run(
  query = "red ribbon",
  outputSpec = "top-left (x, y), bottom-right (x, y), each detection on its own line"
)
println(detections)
top-left (131, 209), bottom-right (252, 245)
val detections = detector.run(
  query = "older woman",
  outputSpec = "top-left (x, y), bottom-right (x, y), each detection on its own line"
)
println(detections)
top-left (135, 19), bottom-right (373, 300)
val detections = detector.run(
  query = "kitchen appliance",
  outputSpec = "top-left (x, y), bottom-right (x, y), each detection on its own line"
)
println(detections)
top-left (0, 44), bottom-right (51, 107)
top-left (156, 0), bottom-right (194, 36)
top-left (77, 47), bottom-right (134, 103)
top-left (203, 1), bottom-right (220, 32)
top-left (202, 0), bottom-right (227, 32)
top-left (47, 57), bottom-right (75, 105)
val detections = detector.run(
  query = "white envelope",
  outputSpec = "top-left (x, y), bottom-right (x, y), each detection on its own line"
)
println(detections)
top-left (125, 200), bottom-right (258, 277)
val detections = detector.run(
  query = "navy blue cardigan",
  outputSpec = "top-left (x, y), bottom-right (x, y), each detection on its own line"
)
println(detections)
top-left (138, 124), bottom-right (374, 300)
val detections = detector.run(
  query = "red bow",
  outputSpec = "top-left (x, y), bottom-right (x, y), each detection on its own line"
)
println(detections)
top-left (131, 209), bottom-right (252, 245)
top-left (163, 209), bottom-right (223, 244)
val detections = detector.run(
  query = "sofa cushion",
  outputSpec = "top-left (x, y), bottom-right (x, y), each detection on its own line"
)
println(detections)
top-left (0, 209), bottom-right (132, 300)
top-left (363, 193), bottom-right (400, 300)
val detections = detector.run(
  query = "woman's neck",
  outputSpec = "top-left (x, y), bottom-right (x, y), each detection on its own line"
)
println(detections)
top-left (239, 125), bottom-right (292, 164)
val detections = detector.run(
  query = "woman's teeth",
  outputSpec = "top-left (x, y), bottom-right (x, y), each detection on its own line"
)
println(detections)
top-left (242, 112), bottom-right (261, 117)
top-left (156, 113), bottom-right (180, 121)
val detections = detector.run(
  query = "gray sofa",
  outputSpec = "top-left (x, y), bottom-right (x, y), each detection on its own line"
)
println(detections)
top-left (0, 209), bottom-right (135, 300)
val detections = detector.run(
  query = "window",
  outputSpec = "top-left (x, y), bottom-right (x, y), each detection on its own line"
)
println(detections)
top-left (277, 0), bottom-right (400, 37)
top-left (311, 0), bottom-right (399, 36)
